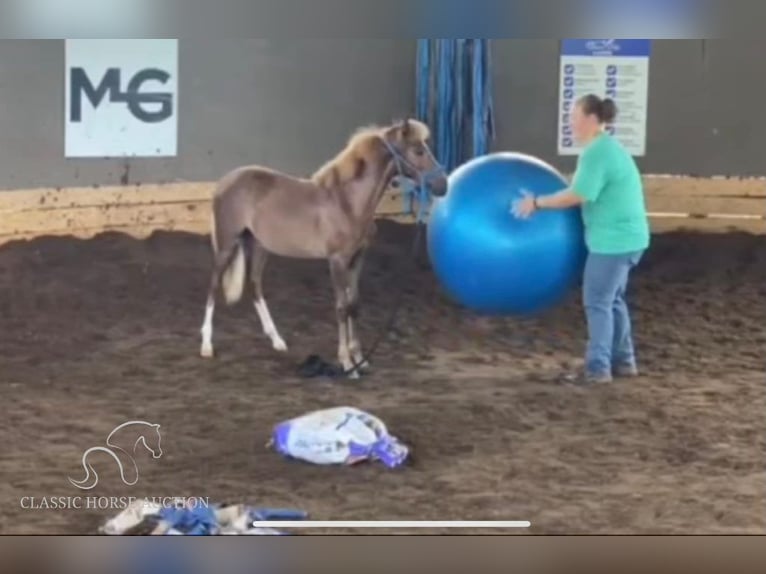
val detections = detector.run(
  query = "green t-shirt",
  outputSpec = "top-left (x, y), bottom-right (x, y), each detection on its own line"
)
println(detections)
top-left (571, 133), bottom-right (650, 254)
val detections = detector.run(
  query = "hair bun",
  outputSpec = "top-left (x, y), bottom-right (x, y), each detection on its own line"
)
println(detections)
top-left (600, 98), bottom-right (618, 124)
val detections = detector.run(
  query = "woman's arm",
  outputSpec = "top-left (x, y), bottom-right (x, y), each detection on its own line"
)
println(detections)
top-left (535, 188), bottom-right (585, 209)
top-left (512, 188), bottom-right (585, 218)
top-left (513, 149), bottom-right (604, 219)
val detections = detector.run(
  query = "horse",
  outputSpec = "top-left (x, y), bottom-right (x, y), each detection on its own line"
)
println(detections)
top-left (69, 421), bottom-right (163, 490)
top-left (199, 118), bottom-right (448, 377)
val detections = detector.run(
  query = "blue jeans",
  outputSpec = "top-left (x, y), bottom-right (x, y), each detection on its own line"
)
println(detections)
top-left (582, 250), bottom-right (644, 377)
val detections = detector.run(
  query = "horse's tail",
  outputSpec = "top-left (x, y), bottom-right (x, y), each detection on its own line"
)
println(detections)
top-left (210, 192), bottom-right (252, 306)
top-left (221, 239), bottom-right (247, 305)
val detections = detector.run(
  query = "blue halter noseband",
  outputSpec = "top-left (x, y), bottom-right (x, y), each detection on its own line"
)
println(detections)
top-left (382, 138), bottom-right (446, 223)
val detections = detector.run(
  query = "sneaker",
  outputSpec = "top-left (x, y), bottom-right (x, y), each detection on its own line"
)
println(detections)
top-left (559, 370), bottom-right (613, 386)
top-left (613, 363), bottom-right (639, 378)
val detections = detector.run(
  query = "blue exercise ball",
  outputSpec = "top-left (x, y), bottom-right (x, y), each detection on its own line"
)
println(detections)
top-left (427, 152), bottom-right (587, 316)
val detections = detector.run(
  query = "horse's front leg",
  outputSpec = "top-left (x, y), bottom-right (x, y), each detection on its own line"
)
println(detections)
top-left (347, 248), bottom-right (369, 371)
top-left (329, 256), bottom-right (359, 378)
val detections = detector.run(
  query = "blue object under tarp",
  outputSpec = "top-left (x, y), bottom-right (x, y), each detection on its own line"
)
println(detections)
top-left (157, 504), bottom-right (308, 535)
top-left (100, 499), bottom-right (308, 536)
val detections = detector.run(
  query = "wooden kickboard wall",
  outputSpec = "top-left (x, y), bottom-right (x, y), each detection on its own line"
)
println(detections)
top-left (0, 177), bottom-right (764, 246)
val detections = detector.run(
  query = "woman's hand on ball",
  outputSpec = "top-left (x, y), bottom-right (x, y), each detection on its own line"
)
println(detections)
top-left (512, 191), bottom-right (537, 219)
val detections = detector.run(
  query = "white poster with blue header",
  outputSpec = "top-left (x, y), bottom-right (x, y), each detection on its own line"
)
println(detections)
top-left (558, 39), bottom-right (651, 156)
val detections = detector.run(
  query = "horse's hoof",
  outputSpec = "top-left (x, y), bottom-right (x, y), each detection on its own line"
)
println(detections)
top-left (272, 338), bottom-right (288, 352)
top-left (200, 346), bottom-right (215, 359)
top-left (349, 349), bottom-right (369, 371)
top-left (341, 361), bottom-right (362, 379)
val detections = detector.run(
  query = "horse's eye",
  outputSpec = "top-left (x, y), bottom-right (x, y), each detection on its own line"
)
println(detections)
top-left (414, 147), bottom-right (425, 157)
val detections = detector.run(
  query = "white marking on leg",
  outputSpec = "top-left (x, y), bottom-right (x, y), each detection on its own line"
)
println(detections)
top-left (339, 334), bottom-right (358, 379)
top-left (254, 298), bottom-right (287, 352)
top-left (200, 301), bottom-right (215, 358)
top-left (337, 312), bottom-right (359, 379)
top-left (347, 284), bottom-right (368, 370)
top-left (347, 319), bottom-right (368, 370)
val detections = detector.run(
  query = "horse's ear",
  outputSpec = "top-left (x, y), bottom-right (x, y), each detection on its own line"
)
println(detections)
top-left (383, 121), bottom-right (400, 142)
top-left (402, 117), bottom-right (412, 138)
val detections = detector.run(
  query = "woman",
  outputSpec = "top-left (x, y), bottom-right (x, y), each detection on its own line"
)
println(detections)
top-left (513, 94), bottom-right (650, 385)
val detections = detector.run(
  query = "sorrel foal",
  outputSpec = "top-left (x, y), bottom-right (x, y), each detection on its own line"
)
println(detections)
top-left (199, 118), bottom-right (447, 377)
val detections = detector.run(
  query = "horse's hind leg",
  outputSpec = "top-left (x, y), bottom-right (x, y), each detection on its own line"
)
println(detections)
top-left (251, 242), bottom-right (287, 352)
top-left (329, 255), bottom-right (359, 378)
top-left (347, 248), bottom-right (368, 370)
top-left (200, 216), bottom-right (248, 358)
top-left (201, 295), bottom-right (216, 358)
top-left (200, 249), bottom-right (234, 358)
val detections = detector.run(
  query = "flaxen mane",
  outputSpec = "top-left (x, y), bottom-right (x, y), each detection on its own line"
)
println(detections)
top-left (311, 120), bottom-right (431, 190)
top-left (310, 124), bottom-right (385, 189)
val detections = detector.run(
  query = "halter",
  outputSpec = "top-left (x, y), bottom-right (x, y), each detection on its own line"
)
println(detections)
top-left (381, 138), bottom-right (446, 223)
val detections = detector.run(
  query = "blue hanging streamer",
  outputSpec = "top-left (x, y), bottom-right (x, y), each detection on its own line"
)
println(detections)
top-left (453, 39), bottom-right (465, 169)
top-left (437, 39), bottom-right (454, 171)
top-left (471, 40), bottom-right (495, 157)
top-left (472, 41), bottom-right (483, 157)
top-left (416, 39), bottom-right (430, 125)
top-left (407, 39), bottom-right (495, 220)
top-left (411, 39), bottom-right (434, 221)
top-left (418, 39), bottom-right (494, 168)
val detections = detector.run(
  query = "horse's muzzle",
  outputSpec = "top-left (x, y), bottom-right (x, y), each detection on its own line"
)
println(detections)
top-left (429, 174), bottom-right (449, 197)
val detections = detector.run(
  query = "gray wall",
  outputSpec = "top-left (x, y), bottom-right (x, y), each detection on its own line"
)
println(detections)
top-left (0, 39), bottom-right (764, 192)
top-left (0, 39), bottom-right (416, 190)
top-left (492, 39), bottom-right (766, 177)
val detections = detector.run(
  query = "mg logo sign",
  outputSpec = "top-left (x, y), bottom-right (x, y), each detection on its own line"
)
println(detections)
top-left (70, 67), bottom-right (174, 124)
top-left (65, 40), bottom-right (178, 158)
